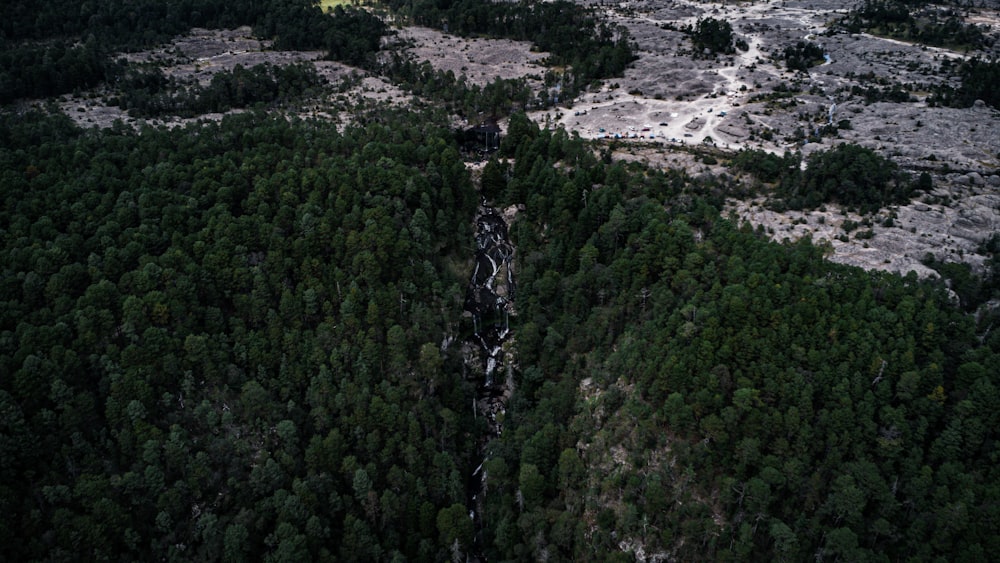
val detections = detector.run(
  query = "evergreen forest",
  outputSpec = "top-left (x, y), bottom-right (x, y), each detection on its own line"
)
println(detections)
top-left (2, 1), bottom-right (1000, 562)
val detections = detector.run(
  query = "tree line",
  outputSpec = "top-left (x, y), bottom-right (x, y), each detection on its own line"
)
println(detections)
top-left (380, 0), bottom-right (635, 102)
top-left (837, 0), bottom-right (1000, 111)
top-left (840, 0), bottom-right (992, 51)
top-left (114, 62), bottom-right (328, 118)
top-left (3, 0), bottom-right (635, 125)
top-left (731, 143), bottom-right (924, 213)
top-left (928, 57), bottom-right (1000, 109)
top-left (0, 0), bottom-right (386, 104)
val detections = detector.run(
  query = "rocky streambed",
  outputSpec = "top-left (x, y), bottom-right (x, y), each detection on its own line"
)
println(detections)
top-left (462, 200), bottom-right (517, 558)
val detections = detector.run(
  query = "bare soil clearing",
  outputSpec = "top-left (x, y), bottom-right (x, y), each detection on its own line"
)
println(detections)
top-left (58, 27), bottom-right (409, 130)
top-left (542, 1), bottom-right (998, 158)
top-left (528, 0), bottom-right (1000, 278)
top-left (391, 26), bottom-right (548, 88)
top-left (728, 186), bottom-right (1000, 281)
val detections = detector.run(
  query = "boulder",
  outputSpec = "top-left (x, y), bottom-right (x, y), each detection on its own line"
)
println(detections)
top-left (685, 117), bottom-right (706, 130)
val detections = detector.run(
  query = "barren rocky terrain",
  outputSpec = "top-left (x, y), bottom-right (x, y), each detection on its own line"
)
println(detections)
top-left (58, 26), bottom-right (409, 130)
top-left (49, 1), bottom-right (1000, 279)
top-left (390, 26), bottom-right (548, 88)
top-left (729, 183), bottom-right (1000, 280)
top-left (536, 0), bottom-right (1000, 278)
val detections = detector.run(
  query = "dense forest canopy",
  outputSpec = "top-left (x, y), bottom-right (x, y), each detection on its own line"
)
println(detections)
top-left (0, 108), bottom-right (481, 560)
top-left (782, 40), bottom-right (827, 72)
top-left (731, 143), bottom-right (921, 213)
top-left (3, 1), bottom-right (1000, 561)
top-left (115, 62), bottom-right (329, 118)
top-left (687, 17), bottom-right (748, 57)
top-left (929, 56), bottom-right (1000, 109)
top-left (3, 104), bottom-right (997, 560)
top-left (474, 117), bottom-right (1000, 561)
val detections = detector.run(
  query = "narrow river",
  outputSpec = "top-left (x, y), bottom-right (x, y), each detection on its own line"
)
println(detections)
top-left (463, 199), bottom-right (516, 560)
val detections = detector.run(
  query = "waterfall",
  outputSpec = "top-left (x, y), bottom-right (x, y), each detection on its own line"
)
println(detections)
top-left (462, 201), bottom-right (517, 560)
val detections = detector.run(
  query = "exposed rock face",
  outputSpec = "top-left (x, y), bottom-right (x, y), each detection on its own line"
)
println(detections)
top-left (539, 0), bottom-right (1000, 285)
top-left (729, 181), bottom-right (1000, 278)
top-left (465, 203), bottom-right (515, 388)
top-left (716, 115), bottom-right (750, 139)
top-left (392, 26), bottom-right (547, 88)
top-left (944, 194), bottom-right (1000, 240)
top-left (463, 198), bottom-right (517, 560)
top-left (685, 117), bottom-right (707, 130)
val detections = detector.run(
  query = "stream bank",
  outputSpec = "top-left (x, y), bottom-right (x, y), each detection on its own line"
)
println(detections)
top-left (462, 200), bottom-right (517, 560)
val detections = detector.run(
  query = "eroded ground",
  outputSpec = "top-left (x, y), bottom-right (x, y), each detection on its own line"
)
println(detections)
top-left (390, 26), bottom-right (548, 88)
top-left (534, 0), bottom-right (1000, 278)
top-left (547, 1), bottom-right (999, 161)
top-left (57, 26), bottom-right (409, 130)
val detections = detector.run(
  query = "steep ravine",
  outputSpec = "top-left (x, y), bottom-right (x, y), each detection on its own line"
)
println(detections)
top-left (463, 199), bottom-right (517, 559)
